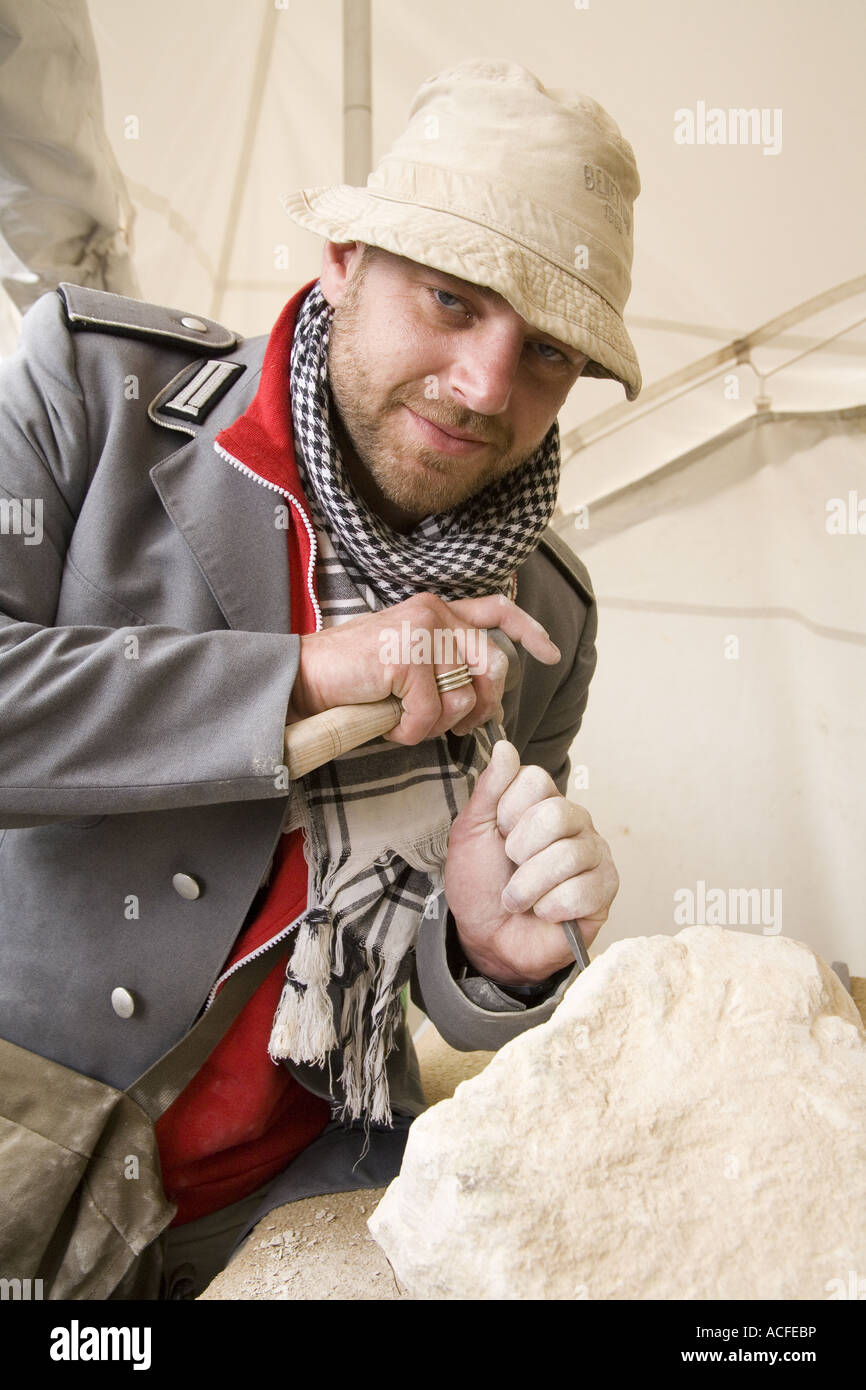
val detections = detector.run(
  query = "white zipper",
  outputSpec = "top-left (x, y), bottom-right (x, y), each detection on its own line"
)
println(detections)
top-left (208, 439), bottom-right (321, 1013)
top-left (204, 908), bottom-right (306, 1011)
top-left (213, 440), bottom-right (323, 632)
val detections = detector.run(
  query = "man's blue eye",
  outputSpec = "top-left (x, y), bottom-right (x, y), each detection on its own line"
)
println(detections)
top-left (433, 289), bottom-right (462, 309)
top-left (534, 342), bottom-right (564, 361)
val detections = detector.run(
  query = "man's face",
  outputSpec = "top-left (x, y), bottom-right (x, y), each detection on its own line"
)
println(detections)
top-left (320, 243), bottom-right (588, 529)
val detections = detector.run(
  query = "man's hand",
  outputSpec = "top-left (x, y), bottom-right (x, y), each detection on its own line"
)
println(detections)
top-left (444, 741), bottom-right (619, 985)
top-left (288, 592), bottom-right (560, 746)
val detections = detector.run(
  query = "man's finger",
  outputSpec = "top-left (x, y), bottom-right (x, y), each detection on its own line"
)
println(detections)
top-left (447, 594), bottom-right (561, 667)
top-left (503, 797), bottom-right (593, 863)
top-left (501, 838), bottom-right (601, 914)
top-left (460, 739), bottom-right (521, 830)
top-left (494, 764), bottom-right (560, 837)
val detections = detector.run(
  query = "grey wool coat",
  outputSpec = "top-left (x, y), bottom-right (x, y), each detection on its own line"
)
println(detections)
top-left (0, 281), bottom-right (598, 1119)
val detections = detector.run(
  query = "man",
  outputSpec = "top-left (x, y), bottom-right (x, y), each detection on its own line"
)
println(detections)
top-left (0, 60), bottom-right (641, 1297)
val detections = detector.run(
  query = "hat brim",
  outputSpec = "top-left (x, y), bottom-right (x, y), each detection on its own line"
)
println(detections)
top-left (283, 185), bottom-right (641, 401)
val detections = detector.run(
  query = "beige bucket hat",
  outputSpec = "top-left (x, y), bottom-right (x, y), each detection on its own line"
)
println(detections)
top-left (282, 59), bottom-right (641, 400)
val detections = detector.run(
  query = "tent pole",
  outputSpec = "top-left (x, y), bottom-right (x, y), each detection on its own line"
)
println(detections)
top-left (343, 0), bottom-right (372, 185)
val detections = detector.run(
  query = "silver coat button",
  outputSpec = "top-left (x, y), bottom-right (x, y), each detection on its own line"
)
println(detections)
top-left (111, 987), bottom-right (135, 1019)
top-left (180, 315), bottom-right (208, 332)
top-left (172, 872), bottom-right (202, 900)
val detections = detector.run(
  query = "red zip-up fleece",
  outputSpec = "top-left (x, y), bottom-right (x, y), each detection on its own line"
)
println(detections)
top-left (155, 281), bottom-right (333, 1226)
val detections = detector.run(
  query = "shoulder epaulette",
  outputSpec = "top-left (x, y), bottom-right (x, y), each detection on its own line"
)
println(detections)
top-left (537, 527), bottom-right (595, 609)
top-left (57, 283), bottom-right (238, 354)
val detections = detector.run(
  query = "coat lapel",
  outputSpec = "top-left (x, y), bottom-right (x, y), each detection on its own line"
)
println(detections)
top-left (148, 281), bottom-right (318, 638)
top-left (149, 424), bottom-right (293, 636)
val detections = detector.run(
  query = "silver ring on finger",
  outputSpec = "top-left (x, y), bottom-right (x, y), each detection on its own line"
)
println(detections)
top-left (435, 664), bottom-right (473, 693)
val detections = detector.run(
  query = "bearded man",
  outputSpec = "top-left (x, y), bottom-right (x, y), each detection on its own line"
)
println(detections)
top-left (0, 60), bottom-right (641, 1298)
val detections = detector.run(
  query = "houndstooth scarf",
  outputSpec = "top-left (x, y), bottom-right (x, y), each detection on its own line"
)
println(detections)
top-left (267, 283), bottom-right (561, 1126)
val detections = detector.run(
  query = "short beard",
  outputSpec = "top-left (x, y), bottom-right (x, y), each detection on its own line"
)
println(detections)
top-left (325, 249), bottom-right (539, 522)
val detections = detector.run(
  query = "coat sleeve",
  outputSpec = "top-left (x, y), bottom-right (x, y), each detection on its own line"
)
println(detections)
top-left (410, 586), bottom-right (598, 1049)
top-left (0, 292), bottom-right (298, 825)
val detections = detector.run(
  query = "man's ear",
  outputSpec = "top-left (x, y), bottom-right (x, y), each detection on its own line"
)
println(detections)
top-left (320, 241), bottom-right (365, 307)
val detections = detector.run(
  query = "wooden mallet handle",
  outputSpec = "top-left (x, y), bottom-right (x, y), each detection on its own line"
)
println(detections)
top-left (284, 696), bottom-right (404, 779)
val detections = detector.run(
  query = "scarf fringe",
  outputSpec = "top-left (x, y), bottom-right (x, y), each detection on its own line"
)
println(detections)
top-left (269, 915), bottom-right (408, 1127)
top-left (268, 915), bottom-right (337, 1065)
top-left (399, 827), bottom-right (451, 881)
top-left (336, 963), bottom-right (404, 1127)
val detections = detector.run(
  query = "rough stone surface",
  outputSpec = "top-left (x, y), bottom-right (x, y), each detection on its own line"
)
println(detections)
top-left (368, 927), bottom-right (866, 1300)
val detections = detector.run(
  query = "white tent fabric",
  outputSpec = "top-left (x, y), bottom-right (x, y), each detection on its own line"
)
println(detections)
top-left (89, 0), bottom-right (866, 450)
top-left (5, 1), bottom-right (864, 418)
top-left (564, 407), bottom-right (866, 968)
top-left (0, 0), bottom-right (863, 967)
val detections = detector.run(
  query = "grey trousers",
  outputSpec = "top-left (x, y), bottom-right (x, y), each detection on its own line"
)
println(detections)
top-left (111, 1115), bottom-right (414, 1300)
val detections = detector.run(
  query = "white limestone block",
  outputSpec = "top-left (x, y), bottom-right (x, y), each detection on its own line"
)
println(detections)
top-left (368, 926), bottom-right (866, 1299)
